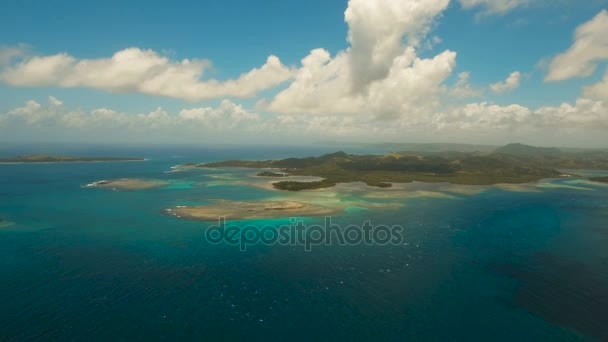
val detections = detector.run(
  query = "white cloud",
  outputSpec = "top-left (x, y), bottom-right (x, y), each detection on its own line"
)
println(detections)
top-left (424, 97), bottom-right (608, 146)
top-left (7, 100), bottom-right (42, 117)
top-left (1, 97), bottom-right (260, 132)
top-left (2, 1), bottom-right (608, 147)
top-left (345, 0), bottom-right (450, 91)
top-left (546, 10), bottom-right (608, 81)
top-left (4, 97), bottom-right (70, 128)
top-left (267, 48), bottom-right (457, 120)
top-left (534, 97), bottom-right (608, 130)
top-left (583, 69), bottom-right (608, 99)
top-left (2, 96), bottom-right (608, 146)
top-left (1, 48), bottom-right (293, 101)
top-left (367, 49), bottom-right (457, 120)
top-left (490, 71), bottom-right (521, 93)
top-left (434, 102), bottom-right (532, 133)
top-left (48, 95), bottom-right (63, 106)
top-left (435, 98), bottom-right (608, 132)
top-left (449, 72), bottom-right (482, 98)
top-left (0, 45), bottom-right (28, 66)
top-left (458, 0), bottom-right (529, 15)
top-left (265, 0), bottom-right (456, 120)
top-left (179, 100), bottom-right (260, 130)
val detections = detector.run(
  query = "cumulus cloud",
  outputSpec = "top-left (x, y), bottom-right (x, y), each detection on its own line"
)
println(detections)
top-left (583, 69), bottom-right (608, 99)
top-left (534, 98), bottom-right (608, 130)
top-left (267, 48), bottom-right (456, 120)
top-left (458, 0), bottom-right (529, 15)
top-left (179, 100), bottom-right (260, 129)
top-left (48, 95), bottom-right (63, 106)
top-left (1, 96), bottom-right (260, 132)
top-left (449, 72), bottom-right (482, 98)
top-left (0, 44), bottom-right (29, 66)
top-left (2, 95), bottom-right (608, 145)
top-left (546, 10), bottom-right (608, 81)
top-left (265, 0), bottom-right (456, 120)
top-left (2, 1), bottom-right (607, 147)
top-left (345, 0), bottom-right (450, 90)
top-left (490, 71), bottom-right (521, 93)
top-left (0, 48), bottom-right (293, 101)
top-left (436, 98), bottom-right (608, 133)
top-left (434, 102), bottom-right (532, 133)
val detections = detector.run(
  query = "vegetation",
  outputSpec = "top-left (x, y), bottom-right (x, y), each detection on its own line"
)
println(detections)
top-left (272, 179), bottom-right (337, 191)
top-left (494, 143), bottom-right (562, 157)
top-left (590, 177), bottom-right (608, 184)
top-left (0, 155), bottom-right (144, 163)
top-left (195, 144), bottom-right (608, 190)
top-left (257, 171), bottom-right (287, 177)
top-left (491, 144), bottom-right (608, 170)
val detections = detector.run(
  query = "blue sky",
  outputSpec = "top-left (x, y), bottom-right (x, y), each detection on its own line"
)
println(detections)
top-left (0, 0), bottom-right (349, 112)
top-left (1, 0), bottom-right (608, 146)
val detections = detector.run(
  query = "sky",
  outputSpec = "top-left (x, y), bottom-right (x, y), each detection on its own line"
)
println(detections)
top-left (1, 0), bottom-right (608, 147)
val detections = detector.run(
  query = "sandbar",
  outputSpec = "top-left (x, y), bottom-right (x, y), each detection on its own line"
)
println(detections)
top-left (85, 178), bottom-right (169, 191)
top-left (166, 200), bottom-right (342, 221)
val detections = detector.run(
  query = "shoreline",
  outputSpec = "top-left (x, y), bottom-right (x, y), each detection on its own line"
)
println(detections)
top-left (84, 178), bottom-right (169, 191)
top-left (186, 151), bottom-right (583, 190)
top-left (0, 159), bottom-right (147, 165)
top-left (165, 200), bottom-right (343, 221)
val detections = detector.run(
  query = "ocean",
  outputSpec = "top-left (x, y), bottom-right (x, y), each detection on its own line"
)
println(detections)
top-left (0, 145), bottom-right (607, 341)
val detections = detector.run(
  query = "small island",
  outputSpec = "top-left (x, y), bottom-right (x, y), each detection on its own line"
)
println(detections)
top-left (0, 155), bottom-right (144, 163)
top-left (85, 178), bottom-right (169, 191)
top-left (0, 216), bottom-right (14, 228)
top-left (166, 200), bottom-right (341, 221)
top-left (187, 144), bottom-right (608, 191)
top-left (590, 177), bottom-right (608, 184)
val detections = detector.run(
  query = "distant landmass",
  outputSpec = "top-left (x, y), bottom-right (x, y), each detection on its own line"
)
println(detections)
top-left (181, 143), bottom-right (608, 191)
top-left (494, 143), bottom-right (562, 157)
top-left (0, 155), bottom-right (144, 163)
top-left (335, 141), bottom-right (606, 155)
top-left (590, 177), bottom-right (608, 184)
top-left (372, 142), bottom-right (497, 153)
top-left (319, 141), bottom-right (498, 153)
top-left (492, 143), bottom-right (608, 170)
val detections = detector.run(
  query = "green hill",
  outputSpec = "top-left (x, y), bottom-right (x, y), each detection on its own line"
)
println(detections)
top-left (494, 143), bottom-right (562, 157)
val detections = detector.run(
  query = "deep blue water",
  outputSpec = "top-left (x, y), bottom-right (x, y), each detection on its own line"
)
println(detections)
top-left (1, 145), bottom-right (607, 341)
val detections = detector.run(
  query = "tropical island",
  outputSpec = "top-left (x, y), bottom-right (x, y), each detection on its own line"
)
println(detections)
top-left (85, 178), bottom-right (168, 191)
top-left (186, 144), bottom-right (608, 191)
top-left (0, 155), bottom-right (144, 163)
top-left (166, 200), bottom-right (341, 221)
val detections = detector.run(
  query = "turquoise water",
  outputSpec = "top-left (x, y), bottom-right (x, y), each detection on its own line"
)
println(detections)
top-left (1, 146), bottom-right (607, 340)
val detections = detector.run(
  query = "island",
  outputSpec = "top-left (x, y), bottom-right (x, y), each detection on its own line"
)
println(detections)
top-left (0, 216), bottom-right (14, 228)
top-left (590, 177), bottom-right (608, 184)
top-left (85, 179), bottom-right (169, 191)
top-left (0, 155), bottom-right (144, 163)
top-left (185, 144), bottom-right (608, 191)
top-left (166, 200), bottom-right (341, 221)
